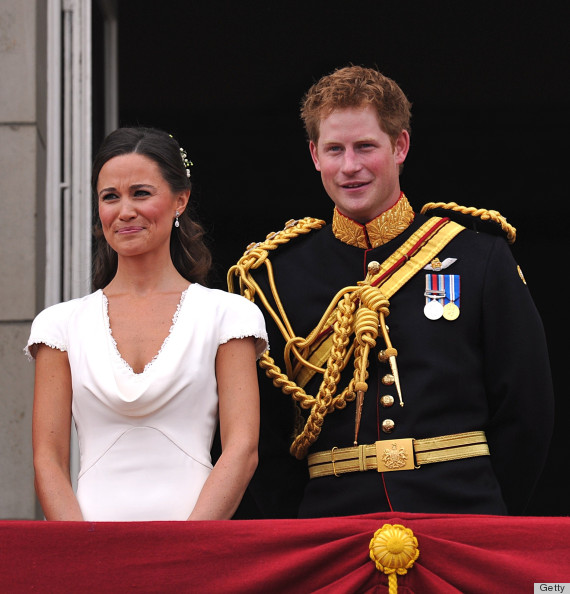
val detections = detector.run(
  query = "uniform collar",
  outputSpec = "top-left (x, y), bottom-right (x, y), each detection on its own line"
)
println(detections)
top-left (332, 193), bottom-right (415, 249)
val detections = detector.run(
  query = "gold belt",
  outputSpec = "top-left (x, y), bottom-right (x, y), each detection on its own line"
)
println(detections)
top-left (307, 431), bottom-right (489, 478)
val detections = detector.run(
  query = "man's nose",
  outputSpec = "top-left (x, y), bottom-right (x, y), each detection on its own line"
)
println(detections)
top-left (341, 148), bottom-right (362, 174)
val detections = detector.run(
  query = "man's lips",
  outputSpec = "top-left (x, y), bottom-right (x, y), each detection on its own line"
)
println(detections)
top-left (340, 181), bottom-right (370, 189)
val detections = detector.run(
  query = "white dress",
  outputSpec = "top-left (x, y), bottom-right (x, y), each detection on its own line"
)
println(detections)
top-left (25, 284), bottom-right (268, 521)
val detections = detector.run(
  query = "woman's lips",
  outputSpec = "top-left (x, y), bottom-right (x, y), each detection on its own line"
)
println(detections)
top-left (116, 226), bottom-right (144, 234)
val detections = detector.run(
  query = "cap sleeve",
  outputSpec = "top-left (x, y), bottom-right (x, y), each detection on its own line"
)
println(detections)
top-left (24, 301), bottom-right (71, 361)
top-left (218, 292), bottom-right (268, 359)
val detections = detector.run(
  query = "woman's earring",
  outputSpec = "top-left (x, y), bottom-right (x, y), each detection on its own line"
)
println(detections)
top-left (174, 211), bottom-right (180, 228)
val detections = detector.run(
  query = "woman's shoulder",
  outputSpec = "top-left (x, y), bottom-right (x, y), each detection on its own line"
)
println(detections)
top-left (25, 291), bottom-right (102, 360)
top-left (189, 283), bottom-right (258, 311)
top-left (35, 290), bottom-right (101, 322)
top-left (188, 284), bottom-right (268, 356)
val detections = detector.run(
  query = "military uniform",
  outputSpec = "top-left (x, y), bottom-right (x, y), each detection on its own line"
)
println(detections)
top-left (230, 194), bottom-right (554, 518)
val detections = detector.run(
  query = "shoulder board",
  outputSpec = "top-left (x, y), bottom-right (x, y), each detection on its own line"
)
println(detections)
top-left (420, 202), bottom-right (516, 244)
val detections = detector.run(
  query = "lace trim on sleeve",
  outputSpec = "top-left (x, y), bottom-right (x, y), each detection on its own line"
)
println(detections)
top-left (24, 340), bottom-right (68, 362)
top-left (219, 332), bottom-right (269, 360)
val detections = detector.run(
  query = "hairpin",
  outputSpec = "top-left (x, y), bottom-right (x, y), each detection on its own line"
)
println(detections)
top-left (179, 147), bottom-right (193, 178)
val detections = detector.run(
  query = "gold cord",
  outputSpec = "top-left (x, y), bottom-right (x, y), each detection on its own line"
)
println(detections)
top-left (420, 201), bottom-right (516, 244)
top-left (228, 219), bottom-right (397, 459)
top-left (228, 215), bottom-right (465, 459)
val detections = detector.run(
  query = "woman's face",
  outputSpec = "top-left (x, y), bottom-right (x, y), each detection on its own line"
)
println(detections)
top-left (97, 153), bottom-right (189, 258)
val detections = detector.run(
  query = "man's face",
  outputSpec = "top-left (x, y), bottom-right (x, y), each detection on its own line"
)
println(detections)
top-left (309, 105), bottom-right (409, 224)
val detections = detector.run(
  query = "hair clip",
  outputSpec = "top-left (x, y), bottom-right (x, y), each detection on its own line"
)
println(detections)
top-left (180, 148), bottom-right (193, 178)
top-left (169, 134), bottom-right (193, 178)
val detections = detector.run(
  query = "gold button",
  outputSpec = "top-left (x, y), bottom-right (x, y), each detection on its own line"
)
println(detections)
top-left (380, 394), bottom-right (394, 408)
top-left (367, 260), bottom-right (380, 274)
top-left (382, 419), bottom-right (395, 433)
top-left (382, 374), bottom-right (395, 386)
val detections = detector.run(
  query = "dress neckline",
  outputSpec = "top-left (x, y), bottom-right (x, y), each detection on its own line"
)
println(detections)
top-left (101, 284), bottom-right (192, 376)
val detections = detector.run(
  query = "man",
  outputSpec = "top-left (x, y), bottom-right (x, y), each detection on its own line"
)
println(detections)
top-left (229, 65), bottom-right (554, 518)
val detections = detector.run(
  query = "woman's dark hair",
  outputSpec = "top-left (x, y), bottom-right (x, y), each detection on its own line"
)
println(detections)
top-left (91, 127), bottom-right (212, 289)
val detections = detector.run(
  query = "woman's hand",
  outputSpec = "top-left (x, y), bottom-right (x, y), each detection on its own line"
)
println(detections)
top-left (32, 344), bottom-right (83, 521)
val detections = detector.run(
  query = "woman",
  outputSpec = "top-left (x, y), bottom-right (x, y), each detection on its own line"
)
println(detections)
top-left (26, 127), bottom-right (267, 521)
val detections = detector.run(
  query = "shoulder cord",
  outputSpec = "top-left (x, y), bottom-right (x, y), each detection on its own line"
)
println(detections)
top-left (420, 201), bottom-right (516, 244)
top-left (228, 218), bottom-right (392, 459)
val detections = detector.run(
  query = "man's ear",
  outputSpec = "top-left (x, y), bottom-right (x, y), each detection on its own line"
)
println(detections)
top-left (394, 130), bottom-right (410, 165)
top-left (309, 141), bottom-right (322, 172)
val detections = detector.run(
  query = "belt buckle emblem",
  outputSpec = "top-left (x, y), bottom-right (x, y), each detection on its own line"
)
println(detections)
top-left (376, 438), bottom-right (415, 472)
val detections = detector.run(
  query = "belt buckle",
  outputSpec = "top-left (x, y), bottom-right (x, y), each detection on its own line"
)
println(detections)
top-left (375, 438), bottom-right (415, 472)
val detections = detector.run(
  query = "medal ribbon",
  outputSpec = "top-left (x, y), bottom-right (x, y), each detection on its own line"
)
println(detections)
top-left (444, 274), bottom-right (460, 307)
top-left (425, 274), bottom-right (445, 306)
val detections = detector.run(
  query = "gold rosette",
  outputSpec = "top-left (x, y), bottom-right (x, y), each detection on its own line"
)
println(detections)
top-left (369, 523), bottom-right (420, 592)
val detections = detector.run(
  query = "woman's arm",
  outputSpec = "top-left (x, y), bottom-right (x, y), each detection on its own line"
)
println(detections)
top-left (32, 344), bottom-right (83, 520)
top-left (188, 337), bottom-right (260, 520)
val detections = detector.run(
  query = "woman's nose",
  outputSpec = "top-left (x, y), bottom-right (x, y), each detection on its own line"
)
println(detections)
top-left (118, 199), bottom-right (137, 219)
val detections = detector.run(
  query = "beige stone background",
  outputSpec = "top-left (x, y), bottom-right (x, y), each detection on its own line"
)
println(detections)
top-left (0, 0), bottom-right (45, 519)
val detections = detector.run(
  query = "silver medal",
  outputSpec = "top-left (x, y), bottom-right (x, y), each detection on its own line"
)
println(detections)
top-left (424, 299), bottom-right (444, 320)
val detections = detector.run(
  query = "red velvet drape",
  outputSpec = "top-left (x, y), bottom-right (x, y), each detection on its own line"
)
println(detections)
top-left (1, 512), bottom-right (569, 593)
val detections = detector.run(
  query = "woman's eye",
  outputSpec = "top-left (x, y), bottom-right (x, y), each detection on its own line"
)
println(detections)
top-left (134, 190), bottom-right (150, 198)
top-left (101, 193), bottom-right (118, 201)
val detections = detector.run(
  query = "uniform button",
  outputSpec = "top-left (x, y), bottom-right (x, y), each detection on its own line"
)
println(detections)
top-left (382, 373), bottom-right (395, 386)
top-left (368, 260), bottom-right (380, 274)
top-left (382, 419), bottom-right (395, 433)
top-left (380, 394), bottom-right (394, 408)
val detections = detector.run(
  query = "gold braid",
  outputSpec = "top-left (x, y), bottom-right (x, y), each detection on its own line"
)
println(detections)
top-left (228, 221), bottom-right (395, 459)
top-left (420, 201), bottom-right (516, 244)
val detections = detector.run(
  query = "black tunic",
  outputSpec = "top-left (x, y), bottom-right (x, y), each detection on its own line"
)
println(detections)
top-left (242, 212), bottom-right (554, 518)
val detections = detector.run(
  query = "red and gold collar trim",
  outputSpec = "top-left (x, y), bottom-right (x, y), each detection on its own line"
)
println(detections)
top-left (332, 193), bottom-right (415, 249)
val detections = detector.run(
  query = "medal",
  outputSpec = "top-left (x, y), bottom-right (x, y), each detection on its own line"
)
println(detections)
top-left (424, 299), bottom-right (444, 320)
top-left (425, 273), bottom-right (461, 321)
top-left (424, 274), bottom-right (445, 320)
top-left (442, 302), bottom-right (460, 320)
top-left (442, 274), bottom-right (460, 321)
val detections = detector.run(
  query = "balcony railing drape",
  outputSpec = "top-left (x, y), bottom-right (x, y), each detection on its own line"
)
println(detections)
top-left (1, 512), bottom-right (568, 592)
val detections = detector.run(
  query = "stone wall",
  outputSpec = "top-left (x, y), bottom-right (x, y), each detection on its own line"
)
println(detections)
top-left (0, 0), bottom-right (45, 519)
